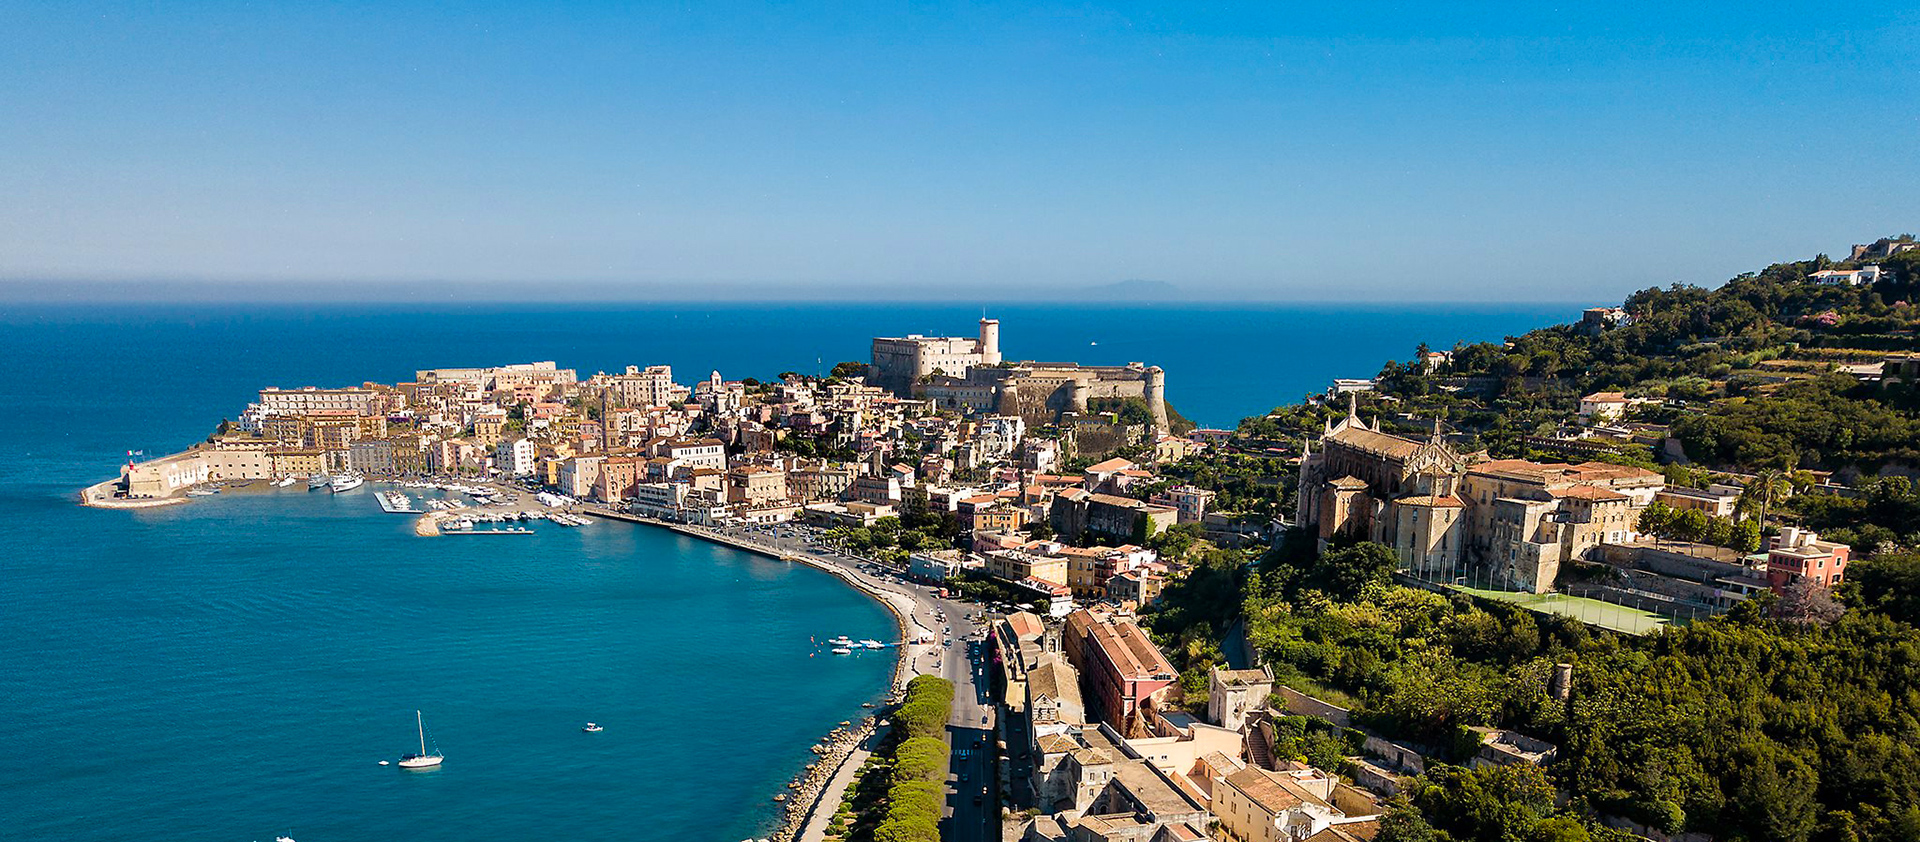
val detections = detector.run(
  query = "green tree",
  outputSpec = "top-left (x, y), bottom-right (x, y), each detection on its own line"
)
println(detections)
top-left (831, 360), bottom-right (868, 379)
top-left (1312, 542), bottom-right (1398, 600)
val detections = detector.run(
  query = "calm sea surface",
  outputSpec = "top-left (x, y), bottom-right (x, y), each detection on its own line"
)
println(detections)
top-left (0, 302), bottom-right (1567, 840)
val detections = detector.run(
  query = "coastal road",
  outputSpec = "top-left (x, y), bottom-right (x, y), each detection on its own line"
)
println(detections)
top-left (705, 523), bottom-right (1002, 842)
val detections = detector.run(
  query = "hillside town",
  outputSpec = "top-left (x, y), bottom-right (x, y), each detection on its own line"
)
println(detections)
top-left (87, 239), bottom-right (1920, 842)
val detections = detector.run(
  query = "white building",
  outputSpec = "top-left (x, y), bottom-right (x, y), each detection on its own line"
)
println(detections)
top-left (1150, 485), bottom-right (1216, 524)
top-left (631, 482), bottom-right (690, 519)
top-left (494, 437), bottom-right (536, 477)
top-left (558, 455), bottom-right (604, 498)
top-left (868, 318), bottom-right (1001, 396)
top-left (1807, 265), bottom-right (1884, 286)
top-left (1578, 391), bottom-right (1629, 423)
top-left (256, 386), bottom-right (378, 417)
top-left (657, 438), bottom-right (726, 471)
top-left (977, 414), bottom-right (1026, 460)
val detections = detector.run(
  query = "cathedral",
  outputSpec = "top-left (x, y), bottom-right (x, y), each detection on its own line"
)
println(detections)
top-left (1296, 396), bottom-right (1664, 593)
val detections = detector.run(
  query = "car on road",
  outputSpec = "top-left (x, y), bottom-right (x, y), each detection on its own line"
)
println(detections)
top-left (973, 793), bottom-right (984, 805)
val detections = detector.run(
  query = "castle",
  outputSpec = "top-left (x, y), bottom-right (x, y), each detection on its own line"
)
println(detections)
top-left (869, 320), bottom-right (1169, 432)
top-left (1296, 396), bottom-right (1664, 593)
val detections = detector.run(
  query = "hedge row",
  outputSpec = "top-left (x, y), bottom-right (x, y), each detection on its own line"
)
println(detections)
top-left (873, 676), bottom-right (955, 842)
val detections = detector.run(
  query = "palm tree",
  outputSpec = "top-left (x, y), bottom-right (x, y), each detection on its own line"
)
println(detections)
top-left (1737, 469), bottom-right (1792, 525)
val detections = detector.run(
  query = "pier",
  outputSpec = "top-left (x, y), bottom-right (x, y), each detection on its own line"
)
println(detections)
top-left (375, 490), bottom-right (422, 514)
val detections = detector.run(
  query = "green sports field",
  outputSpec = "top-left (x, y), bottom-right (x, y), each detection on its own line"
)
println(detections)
top-left (1449, 585), bottom-right (1678, 635)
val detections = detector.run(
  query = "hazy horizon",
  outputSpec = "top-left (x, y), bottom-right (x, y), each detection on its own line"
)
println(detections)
top-left (3, 2), bottom-right (1915, 302)
top-left (0, 276), bottom-right (1600, 305)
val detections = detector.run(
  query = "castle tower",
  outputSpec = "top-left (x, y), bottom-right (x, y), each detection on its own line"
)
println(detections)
top-left (995, 382), bottom-right (1020, 417)
top-left (1145, 366), bottom-right (1169, 431)
top-left (979, 318), bottom-right (1002, 365)
top-left (1067, 378), bottom-right (1089, 413)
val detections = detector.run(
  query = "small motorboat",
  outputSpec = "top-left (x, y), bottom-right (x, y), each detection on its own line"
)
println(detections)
top-left (583, 722), bottom-right (603, 732)
top-left (831, 647), bottom-right (852, 655)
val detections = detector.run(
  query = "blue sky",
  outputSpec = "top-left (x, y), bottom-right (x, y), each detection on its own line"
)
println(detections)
top-left (1, 2), bottom-right (1915, 300)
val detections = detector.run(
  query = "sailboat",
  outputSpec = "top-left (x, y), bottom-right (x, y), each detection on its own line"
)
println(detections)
top-left (397, 710), bottom-right (443, 769)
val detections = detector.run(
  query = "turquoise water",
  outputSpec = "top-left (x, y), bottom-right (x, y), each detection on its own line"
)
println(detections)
top-left (2, 487), bottom-right (897, 841)
top-left (0, 302), bottom-right (1569, 840)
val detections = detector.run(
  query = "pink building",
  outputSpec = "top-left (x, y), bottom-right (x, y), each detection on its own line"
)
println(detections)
top-left (1766, 527), bottom-right (1851, 591)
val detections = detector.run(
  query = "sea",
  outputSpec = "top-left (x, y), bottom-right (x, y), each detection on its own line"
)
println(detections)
top-left (0, 301), bottom-right (1568, 841)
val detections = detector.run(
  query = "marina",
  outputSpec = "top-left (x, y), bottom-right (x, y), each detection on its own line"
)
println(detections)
top-left (374, 491), bottom-right (421, 513)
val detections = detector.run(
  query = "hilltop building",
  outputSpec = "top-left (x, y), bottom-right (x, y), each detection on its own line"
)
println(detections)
top-left (1850, 237), bottom-right (1920, 261)
top-left (869, 318), bottom-right (1002, 394)
top-left (1296, 396), bottom-right (1663, 593)
top-left (869, 319), bottom-right (1171, 432)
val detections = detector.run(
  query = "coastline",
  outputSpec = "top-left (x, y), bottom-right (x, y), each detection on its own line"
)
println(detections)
top-left (85, 480), bottom-right (929, 841)
top-left (77, 477), bottom-right (184, 509)
top-left (578, 506), bottom-right (935, 842)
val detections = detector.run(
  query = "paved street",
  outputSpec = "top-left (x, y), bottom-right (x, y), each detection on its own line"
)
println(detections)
top-left (701, 522), bottom-right (1003, 842)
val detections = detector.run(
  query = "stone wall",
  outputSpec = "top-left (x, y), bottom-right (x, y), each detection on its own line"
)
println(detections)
top-left (1274, 685), bottom-right (1352, 727)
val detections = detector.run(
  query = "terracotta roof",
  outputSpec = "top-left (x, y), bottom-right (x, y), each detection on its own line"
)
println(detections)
top-left (1225, 766), bottom-right (1333, 813)
top-left (1397, 494), bottom-right (1465, 507)
top-left (1329, 476), bottom-right (1369, 490)
top-left (1582, 392), bottom-right (1628, 403)
top-left (1085, 457), bottom-right (1137, 473)
top-left (1083, 614), bottom-right (1176, 681)
top-left (1006, 611), bottom-right (1046, 639)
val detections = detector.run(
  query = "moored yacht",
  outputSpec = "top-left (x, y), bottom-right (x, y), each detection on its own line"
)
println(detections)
top-left (329, 475), bottom-right (364, 493)
top-left (397, 710), bottom-right (443, 769)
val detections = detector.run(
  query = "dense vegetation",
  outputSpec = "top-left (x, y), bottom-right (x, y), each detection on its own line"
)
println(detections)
top-left (820, 512), bottom-right (963, 565)
top-left (1153, 537), bottom-right (1920, 842)
top-left (1140, 243), bottom-right (1920, 841)
top-left (839, 675), bottom-right (954, 842)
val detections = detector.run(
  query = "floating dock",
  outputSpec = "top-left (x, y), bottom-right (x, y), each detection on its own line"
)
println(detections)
top-left (376, 491), bottom-right (422, 514)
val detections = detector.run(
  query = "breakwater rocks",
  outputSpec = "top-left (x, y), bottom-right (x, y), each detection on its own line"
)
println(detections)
top-left (770, 718), bottom-right (879, 842)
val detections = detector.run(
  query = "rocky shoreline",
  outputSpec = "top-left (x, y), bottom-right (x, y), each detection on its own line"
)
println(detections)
top-left (768, 717), bottom-right (880, 842)
top-left (749, 544), bottom-right (922, 842)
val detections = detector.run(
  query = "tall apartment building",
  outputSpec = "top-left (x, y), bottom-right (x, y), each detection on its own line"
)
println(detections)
top-left (257, 386), bottom-right (378, 416)
top-left (1063, 608), bottom-right (1179, 729)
